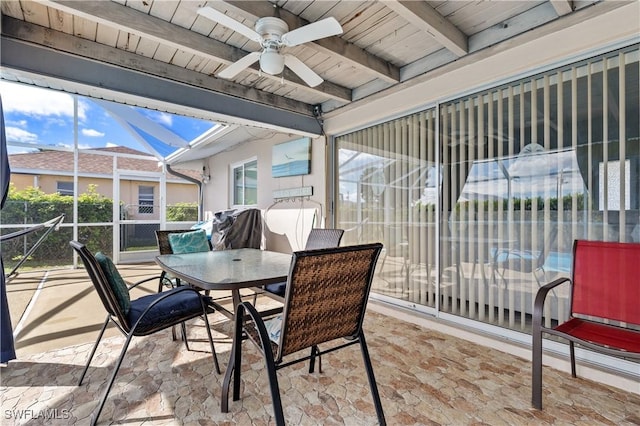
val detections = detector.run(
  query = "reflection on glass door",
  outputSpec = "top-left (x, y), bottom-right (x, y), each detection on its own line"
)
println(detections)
top-left (334, 45), bottom-right (639, 336)
top-left (335, 109), bottom-right (439, 309)
top-left (440, 46), bottom-right (639, 332)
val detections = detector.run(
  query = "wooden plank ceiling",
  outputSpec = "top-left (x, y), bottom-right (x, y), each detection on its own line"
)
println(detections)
top-left (1, 0), bottom-right (607, 141)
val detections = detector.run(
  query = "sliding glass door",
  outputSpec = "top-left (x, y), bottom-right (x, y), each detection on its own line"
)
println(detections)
top-left (335, 44), bottom-right (639, 333)
top-left (336, 109), bottom-right (439, 308)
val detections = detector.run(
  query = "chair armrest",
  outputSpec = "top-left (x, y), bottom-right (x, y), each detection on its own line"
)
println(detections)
top-left (236, 302), bottom-right (269, 342)
top-left (127, 275), bottom-right (162, 290)
top-left (234, 302), bottom-right (273, 362)
top-left (533, 277), bottom-right (571, 330)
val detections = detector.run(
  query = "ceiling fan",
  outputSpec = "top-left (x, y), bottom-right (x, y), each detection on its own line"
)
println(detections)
top-left (197, 6), bottom-right (343, 87)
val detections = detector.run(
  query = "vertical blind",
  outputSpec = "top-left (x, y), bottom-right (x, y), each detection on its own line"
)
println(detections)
top-left (336, 44), bottom-right (639, 333)
top-left (336, 109), bottom-right (438, 307)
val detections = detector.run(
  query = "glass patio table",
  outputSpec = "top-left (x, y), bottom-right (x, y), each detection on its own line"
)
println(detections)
top-left (155, 248), bottom-right (292, 318)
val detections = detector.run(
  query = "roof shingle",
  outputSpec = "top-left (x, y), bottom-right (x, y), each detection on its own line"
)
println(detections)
top-left (9, 146), bottom-right (200, 180)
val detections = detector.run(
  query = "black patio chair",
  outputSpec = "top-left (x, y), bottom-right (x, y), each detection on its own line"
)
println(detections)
top-left (155, 229), bottom-right (212, 292)
top-left (222, 243), bottom-right (386, 426)
top-left (155, 228), bottom-right (216, 341)
top-left (69, 241), bottom-right (220, 426)
top-left (156, 229), bottom-right (189, 291)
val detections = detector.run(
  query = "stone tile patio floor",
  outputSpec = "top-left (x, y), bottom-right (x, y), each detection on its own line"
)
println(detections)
top-left (1, 266), bottom-right (639, 425)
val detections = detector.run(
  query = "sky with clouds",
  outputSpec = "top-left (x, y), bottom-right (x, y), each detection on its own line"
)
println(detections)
top-left (1, 81), bottom-right (215, 156)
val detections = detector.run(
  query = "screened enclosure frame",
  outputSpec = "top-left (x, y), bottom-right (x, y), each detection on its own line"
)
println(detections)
top-left (1, 93), bottom-right (203, 267)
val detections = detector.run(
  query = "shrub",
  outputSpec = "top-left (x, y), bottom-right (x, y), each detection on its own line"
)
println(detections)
top-left (1, 184), bottom-right (113, 267)
top-left (167, 202), bottom-right (198, 222)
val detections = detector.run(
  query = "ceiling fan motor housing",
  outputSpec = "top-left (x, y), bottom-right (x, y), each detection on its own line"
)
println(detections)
top-left (197, 6), bottom-right (339, 86)
top-left (255, 17), bottom-right (289, 75)
top-left (255, 17), bottom-right (289, 45)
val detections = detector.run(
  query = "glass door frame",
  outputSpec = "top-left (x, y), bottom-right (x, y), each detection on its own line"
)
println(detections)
top-left (114, 169), bottom-right (166, 263)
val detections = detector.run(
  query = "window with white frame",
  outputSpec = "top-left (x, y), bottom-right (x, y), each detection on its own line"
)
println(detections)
top-left (232, 158), bottom-right (258, 206)
top-left (138, 185), bottom-right (154, 214)
top-left (56, 181), bottom-right (74, 196)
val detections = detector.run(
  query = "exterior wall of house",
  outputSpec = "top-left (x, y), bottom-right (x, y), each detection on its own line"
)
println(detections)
top-left (10, 174), bottom-right (114, 198)
top-left (204, 133), bottom-right (327, 238)
top-left (36, 175), bottom-right (114, 198)
top-left (195, 145), bottom-right (318, 251)
top-left (9, 173), bottom-right (35, 189)
top-left (9, 173), bottom-right (197, 221)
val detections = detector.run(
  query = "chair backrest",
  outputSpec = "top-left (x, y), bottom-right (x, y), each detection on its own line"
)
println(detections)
top-left (304, 228), bottom-right (344, 250)
top-left (277, 243), bottom-right (383, 361)
top-left (69, 241), bottom-right (129, 328)
top-left (155, 229), bottom-right (196, 255)
top-left (571, 240), bottom-right (640, 325)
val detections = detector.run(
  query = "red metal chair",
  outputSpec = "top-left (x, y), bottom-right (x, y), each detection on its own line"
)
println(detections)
top-left (532, 239), bottom-right (640, 409)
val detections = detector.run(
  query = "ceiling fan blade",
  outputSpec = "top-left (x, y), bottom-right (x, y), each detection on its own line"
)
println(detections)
top-left (218, 51), bottom-right (261, 79)
top-left (197, 7), bottom-right (262, 43)
top-left (281, 17), bottom-right (343, 47)
top-left (284, 54), bottom-right (323, 87)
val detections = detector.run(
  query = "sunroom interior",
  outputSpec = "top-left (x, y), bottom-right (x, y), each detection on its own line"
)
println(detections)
top-left (1, 1), bottom-right (639, 422)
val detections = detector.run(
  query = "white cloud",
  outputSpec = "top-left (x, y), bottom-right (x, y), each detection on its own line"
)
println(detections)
top-left (0, 81), bottom-right (87, 120)
top-left (146, 110), bottom-right (173, 127)
top-left (7, 146), bottom-right (36, 154)
top-left (5, 127), bottom-right (38, 143)
top-left (157, 112), bottom-right (173, 127)
top-left (8, 119), bottom-right (28, 127)
top-left (82, 128), bottom-right (105, 137)
top-left (76, 99), bottom-right (90, 122)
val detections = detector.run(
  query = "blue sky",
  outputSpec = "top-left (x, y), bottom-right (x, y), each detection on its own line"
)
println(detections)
top-left (1, 81), bottom-right (216, 156)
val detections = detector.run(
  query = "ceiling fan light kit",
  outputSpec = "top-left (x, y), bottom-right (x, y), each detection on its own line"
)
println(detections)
top-left (260, 48), bottom-right (285, 75)
top-left (197, 7), bottom-right (343, 87)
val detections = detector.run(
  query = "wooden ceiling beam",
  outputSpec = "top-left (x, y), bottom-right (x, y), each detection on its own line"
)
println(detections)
top-left (384, 0), bottom-right (468, 57)
top-left (550, 0), bottom-right (574, 16)
top-left (1, 16), bottom-right (325, 134)
top-left (221, 1), bottom-right (400, 83)
top-left (38, 0), bottom-right (351, 102)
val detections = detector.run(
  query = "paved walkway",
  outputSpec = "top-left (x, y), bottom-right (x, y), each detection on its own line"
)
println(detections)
top-left (6, 264), bottom-right (164, 356)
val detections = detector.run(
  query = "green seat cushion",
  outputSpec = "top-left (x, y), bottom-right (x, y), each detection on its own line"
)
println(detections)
top-left (168, 229), bottom-right (210, 254)
top-left (95, 252), bottom-right (131, 315)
